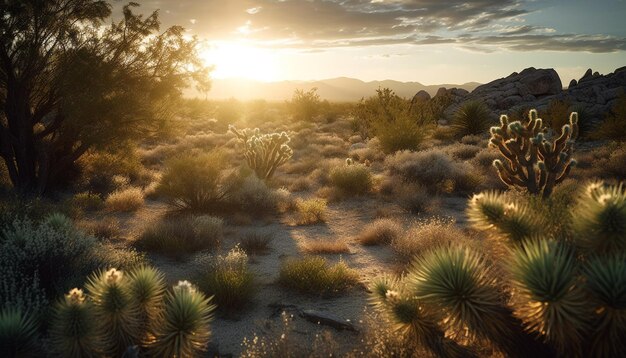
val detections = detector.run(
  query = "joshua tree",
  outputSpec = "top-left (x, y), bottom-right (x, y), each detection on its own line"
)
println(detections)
top-left (371, 181), bottom-right (626, 358)
top-left (229, 125), bottom-right (293, 180)
top-left (490, 109), bottom-right (578, 198)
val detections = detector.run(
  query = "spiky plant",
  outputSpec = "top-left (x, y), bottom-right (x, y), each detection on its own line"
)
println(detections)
top-left (369, 276), bottom-right (475, 358)
top-left (127, 266), bottom-right (166, 345)
top-left (467, 191), bottom-right (542, 243)
top-left (584, 255), bottom-right (626, 357)
top-left (573, 182), bottom-right (626, 254)
top-left (0, 308), bottom-right (39, 358)
top-left (85, 268), bottom-right (141, 356)
top-left (49, 288), bottom-right (101, 357)
top-left (149, 280), bottom-right (215, 357)
top-left (509, 240), bottom-right (589, 354)
top-left (229, 125), bottom-right (293, 180)
top-left (451, 101), bottom-right (492, 137)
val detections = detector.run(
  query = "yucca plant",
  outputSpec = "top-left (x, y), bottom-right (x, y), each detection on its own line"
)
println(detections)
top-left (127, 266), bottom-right (166, 345)
top-left (451, 101), bottom-right (492, 137)
top-left (0, 308), bottom-right (40, 358)
top-left (85, 268), bottom-right (141, 356)
top-left (49, 288), bottom-right (101, 357)
top-left (149, 280), bottom-right (215, 357)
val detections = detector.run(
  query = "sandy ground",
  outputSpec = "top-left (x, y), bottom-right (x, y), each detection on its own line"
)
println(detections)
top-left (91, 194), bottom-right (470, 357)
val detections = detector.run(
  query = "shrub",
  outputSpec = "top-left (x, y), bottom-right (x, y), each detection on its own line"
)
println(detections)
top-left (104, 187), bottom-right (144, 212)
top-left (79, 148), bottom-right (143, 195)
top-left (288, 88), bottom-right (321, 121)
top-left (329, 160), bottom-right (372, 196)
top-left (301, 239), bottom-right (350, 254)
top-left (239, 232), bottom-right (273, 255)
top-left (70, 192), bottom-right (104, 212)
top-left (357, 218), bottom-right (403, 246)
top-left (137, 215), bottom-right (223, 258)
top-left (451, 101), bottom-right (492, 137)
top-left (195, 247), bottom-right (255, 313)
top-left (374, 113), bottom-right (429, 153)
top-left (391, 218), bottom-right (465, 261)
top-left (278, 256), bottom-right (359, 296)
top-left (592, 93), bottom-right (626, 141)
top-left (229, 126), bottom-right (293, 180)
top-left (229, 174), bottom-right (280, 215)
top-left (295, 198), bottom-right (327, 225)
top-left (157, 151), bottom-right (237, 211)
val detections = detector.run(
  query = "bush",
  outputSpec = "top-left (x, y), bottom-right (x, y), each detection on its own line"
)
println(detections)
top-left (239, 232), bottom-right (273, 255)
top-left (386, 149), bottom-right (482, 193)
top-left (374, 113), bottom-right (429, 153)
top-left (229, 174), bottom-right (280, 215)
top-left (288, 88), bottom-right (321, 121)
top-left (79, 148), bottom-right (144, 195)
top-left (295, 198), bottom-right (327, 225)
top-left (301, 239), bottom-right (350, 254)
top-left (104, 187), bottom-right (144, 212)
top-left (451, 101), bottom-right (492, 137)
top-left (391, 218), bottom-right (465, 261)
top-left (357, 218), bottom-right (403, 246)
top-left (592, 93), bottom-right (626, 141)
top-left (279, 256), bottom-right (359, 296)
top-left (195, 247), bottom-right (255, 313)
top-left (70, 192), bottom-right (104, 212)
top-left (137, 215), bottom-right (223, 259)
top-left (229, 126), bottom-right (293, 180)
top-left (329, 161), bottom-right (372, 196)
top-left (157, 151), bottom-right (237, 212)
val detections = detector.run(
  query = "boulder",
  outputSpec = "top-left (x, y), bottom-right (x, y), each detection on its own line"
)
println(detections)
top-left (412, 90), bottom-right (431, 102)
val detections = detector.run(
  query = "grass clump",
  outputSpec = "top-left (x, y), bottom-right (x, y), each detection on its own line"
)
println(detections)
top-left (195, 247), bottom-right (255, 313)
top-left (239, 232), bottom-right (273, 255)
top-left (329, 160), bottom-right (372, 196)
top-left (104, 187), bottom-right (144, 212)
top-left (137, 215), bottom-right (223, 258)
top-left (70, 192), bottom-right (104, 212)
top-left (278, 256), bottom-right (359, 296)
top-left (357, 218), bottom-right (403, 246)
top-left (295, 198), bottom-right (327, 225)
top-left (391, 218), bottom-right (465, 262)
top-left (301, 239), bottom-right (350, 254)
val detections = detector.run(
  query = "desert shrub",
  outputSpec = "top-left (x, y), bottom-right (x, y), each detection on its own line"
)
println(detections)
top-left (295, 198), bottom-right (327, 224)
top-left (229, 174), bottom-right (280, 215)
top-left (195, 247), bottom-right (255, 313)
top-left (157, 151), bottom-right (237, 212)
top-left (374, 113), bottom-right (429, 153)
top-left (386, 149), bottom-right (482, 193)
top-left (239, 232), bottom-right (273, 255)
top-left (104, 187), bottom-right (144, 212)
top-left (215, 98), bottom-right (243, 123)
top-left (0, 307), bottom-right (41, 357)
top-left (329, 160), bottom-right (372, 196)
top-left (288, 88), bottom-right (321, 121)
top-left (70, 192), bottom-right (104, 212)
top-left (278, 256), bottom-right (359, 296)
top-left (446, 143), bottom-right (481, 160)
top-left (357, 218), bottom-right (403, 246)
top-left (473, 147), bottom-right (502, 168)
top-left (137, 215), bottom-right (223, 258)
top-left (301, 239), bottom-right (350, 254)
top-left (391, 218), bottom-right (464, 261)
top-left (396, 183), bottom-right (435, 214)
top-left (592, 93), bottom-right (626, 141)
top-left (79, 148), bottom-right (144, 195)
top-left (230, 126), bottom-right (293, 180)
top-left (451, 101), bottom-right (492, 137)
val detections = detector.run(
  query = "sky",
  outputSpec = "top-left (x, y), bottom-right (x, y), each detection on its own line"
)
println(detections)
top-left (121, 0), bottom-right (626, 84)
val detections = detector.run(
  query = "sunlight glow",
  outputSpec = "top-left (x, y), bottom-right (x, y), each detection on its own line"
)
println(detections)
top-left (199, 42), bottom-right (281, 82)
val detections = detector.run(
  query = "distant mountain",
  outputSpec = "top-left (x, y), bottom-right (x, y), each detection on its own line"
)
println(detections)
top-left (204, 77), bottom-right (481, 102)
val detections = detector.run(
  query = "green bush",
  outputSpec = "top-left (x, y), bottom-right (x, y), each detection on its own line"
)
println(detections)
top-left (329, 160), bottom-right (372, 196)
top-left (195, 247), bottom-right (255, 313)
top-left (70, 192), bottom-right (104, 212)
top-left (451, 101), bottom-right (492, 137)
top-left (288, 88), bottom-right (321, 121)
top-left (137, 215), bottom-right (223, 258)
top-left (104, 187), bottom-right (144, 212)
top-left (279, 256), bottom-right (359, 296)
top-left (295, 198), bottom-right (327, 225)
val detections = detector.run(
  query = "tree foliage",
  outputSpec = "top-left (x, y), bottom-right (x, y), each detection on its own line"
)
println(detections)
top-left (0, 1), bottom-right (210, 193)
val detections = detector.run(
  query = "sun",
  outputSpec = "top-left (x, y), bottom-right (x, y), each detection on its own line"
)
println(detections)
top-left (199, 42), bottom-right (281, 82)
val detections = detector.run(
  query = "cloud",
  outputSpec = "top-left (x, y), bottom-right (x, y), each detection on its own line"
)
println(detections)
top-left (118, 0), bottom-right (626, 53)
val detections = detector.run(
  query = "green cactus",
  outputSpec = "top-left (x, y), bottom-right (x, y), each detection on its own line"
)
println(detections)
top-left (49, 288), bottom-right (101, 357)
top-left (148, 280), bottom-right (215, 357)
top-left (84, 268), bottom-right (141, 356)
top-left (371, 181), bottom-right (626, 358)
top-left (229, 125), bottom-right (293, 180)
top-left (490, 109), bottom-right (578, 198)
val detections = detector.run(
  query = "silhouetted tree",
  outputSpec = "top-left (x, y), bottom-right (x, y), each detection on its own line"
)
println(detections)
top-left (0, 1), bottom-right (210, 194)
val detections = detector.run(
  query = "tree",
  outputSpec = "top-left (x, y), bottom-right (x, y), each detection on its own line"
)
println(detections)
top-left (0, 1), bottom-right (210, 194)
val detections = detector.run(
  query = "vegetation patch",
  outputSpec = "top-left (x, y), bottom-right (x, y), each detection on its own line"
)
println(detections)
top-left (278, 256), bottom-right (359, 296)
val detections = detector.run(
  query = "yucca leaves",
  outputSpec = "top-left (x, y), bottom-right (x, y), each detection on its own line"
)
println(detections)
top-left (585, 255), bottom-right (626, 357)
top-left (0, 308), bottom-right (40, 358)
top-left (468, 192), bottom-right (541, 243)
top-left (573, 182), bottom-right (626, 254)
top-left (149, 281), bottom-right (215, 358)
top-left (510, 239), bottom-right (589, 354)
top-left (85, 268), bottom-right (141, 356)
top-left (127, 265), bottom-right (166, 346)
top-left (49, 288), bottom-right (101, 357)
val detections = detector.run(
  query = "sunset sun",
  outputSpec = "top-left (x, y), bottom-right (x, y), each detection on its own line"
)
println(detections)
top-left (199, 42), bottom-right (281, 82)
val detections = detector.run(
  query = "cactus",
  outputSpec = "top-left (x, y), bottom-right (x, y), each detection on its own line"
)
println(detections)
top-left (490, 109), bottom-right (578, 198)
top-left (229, 125), bottom-right (293, 180)
top-left (49, 288), bottom-right (101, 357)
top-left (371, 181), bottom-right (626, 357)
top-left (148, 280), bottom-right (215, 357)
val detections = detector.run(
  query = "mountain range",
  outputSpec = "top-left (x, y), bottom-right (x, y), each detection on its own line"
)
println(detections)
top-left (205, 77), bottom-right (481, 102)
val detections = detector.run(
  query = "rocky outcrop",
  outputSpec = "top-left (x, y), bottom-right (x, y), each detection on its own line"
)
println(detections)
top-left (429, 66), bottom-right (626, 122)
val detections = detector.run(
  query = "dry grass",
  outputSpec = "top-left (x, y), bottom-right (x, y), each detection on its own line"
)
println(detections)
top-left (104, 187), bottom-right (144, 212)
top-left (391, 218), bottom-right (464, 262)
top-left (239, 232), bottom-right (273, 255)
top-left (295, 198), bottom-right (327, 225)
top-left (78, 217), bottom-right (120, 239)
top-left (357, 218), bottom-right (403, 246)
top-left (329, 162), bottom-right (372, 196)
top-left (300, 239), bottom-right (350, 254)
top-left (278, 256), bottom-right (359, 296)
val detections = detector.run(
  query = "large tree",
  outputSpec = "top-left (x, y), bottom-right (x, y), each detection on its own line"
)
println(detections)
top-left (0, 0), bottom-right (210, 194)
